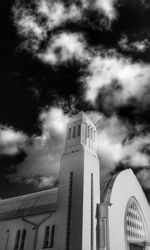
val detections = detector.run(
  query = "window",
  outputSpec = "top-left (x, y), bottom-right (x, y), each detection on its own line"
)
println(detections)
top-left (125, 197), bottom-right (148, 242)
top-left (50, 225), bottom-right (55, 248)
top-left (68, 128), bottom-right (71, 140)
top-left (43, 225), bottom-right (55, 248)
top-left (87, 125), bottom-right (90, 138)
top-left (77, 124), bottom-right (81, 136)
top-left (100, 219), bottom-right (106, 248)
top-left (66, 172), bottom-right (73, 250)
top-left (43, 226), bottom-right (50, 248)
top-left (14, 230), bottom-right (21, 250)
top-left (72, 126), bottom-right (76, 138)
top-left (91, 174), bottom-right (94, 250)
top-left (93, 130), bottom-right (95, 141)
top-left (20, 229), bottom-right (26, 250)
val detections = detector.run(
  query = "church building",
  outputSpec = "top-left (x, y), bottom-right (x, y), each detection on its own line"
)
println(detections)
top-left (0, 112), bottom-right (150, 250)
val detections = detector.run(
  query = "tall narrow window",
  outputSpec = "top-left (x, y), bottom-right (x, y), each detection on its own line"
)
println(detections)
top-left (68, 128), bottom-right (71, 140)
top-left (20, 229), bottom-right (26, 250)
top-left (91, 174), bottom-right (94, 250)
top-left (50, 225), bottom-right (55, 248)
top-left (87, 125), bottom-right (90, 138)
top-left (14, 230), bottom-right (21, 250)
top-left (66, 172), bottom-right (73, 250)
top-left (93, 131), bottom-right (95, 142)
top-left (43, 226), bottom-right (50, 248)
top-left (72, 126), bottom-right (76, 138)
top-left (100, 219), bottom-right (106, 248)
top-left (77, 124), bottom-right (81, 136)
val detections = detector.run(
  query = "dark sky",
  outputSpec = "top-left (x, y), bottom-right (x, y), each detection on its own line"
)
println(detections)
top-left (1, 0), bottom-right (150, 200)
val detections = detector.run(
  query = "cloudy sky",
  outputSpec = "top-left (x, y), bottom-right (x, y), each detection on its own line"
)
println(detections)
top-left (1, 0), bottom-right (150, 201)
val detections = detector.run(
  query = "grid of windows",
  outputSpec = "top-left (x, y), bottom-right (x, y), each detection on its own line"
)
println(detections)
top-left (67, 125), bottom-right (81, 140)
top-left (126, 199), bottom-right (147, 242)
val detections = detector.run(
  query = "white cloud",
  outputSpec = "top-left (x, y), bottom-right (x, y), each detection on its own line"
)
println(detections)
top-left (95, 114), bottom-right (150, 174)
top-left (0, 126), bottom-right (27, 155)
top-left (37, 0), bottom-right (82, 30)
top-left (8, 107), bottom-right (69, 188)
top-left (119, 35), bottom-right (150, 52)
top-left (84, 51), bottom-right (150, 105)
top-left (136, 169), bottom-right (150, 189)
top-left (39, 106), bottom-right (69, 136)
top-left (13, 6), bottom-right (45, 38)
top-left (95, 0), bottom-right (117, 21)
top-left (38, 32), bottom-right (89, 65)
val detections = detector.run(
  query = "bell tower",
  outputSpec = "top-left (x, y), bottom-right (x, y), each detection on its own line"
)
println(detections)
top-left (55, 112), bottom-right (100, 250)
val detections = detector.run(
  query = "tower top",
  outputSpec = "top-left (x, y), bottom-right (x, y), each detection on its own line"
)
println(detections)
top-left (64, 112), bottom-right (97, 156)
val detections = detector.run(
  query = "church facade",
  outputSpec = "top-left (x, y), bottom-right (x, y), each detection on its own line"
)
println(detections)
top-left (0, 112), bottom-right (150, 250)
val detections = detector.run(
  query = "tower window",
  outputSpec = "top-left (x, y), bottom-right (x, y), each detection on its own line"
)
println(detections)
top-left (93, 131), bottom-right (95, 141)
top-left (50, 225), bottom-right (55, 248)
top-left (43, 225), bottom-right (55, 248)
top-left (100, 219), bottom-right (106, 248)
top-left (87, 125), bottom-right (90, 138)
top-left (68, 128), bottom-right (71, 140)
top-left (20, 229), bottom-right (26, 250)
top-left (43, 226), bottom-right (50, 248)
top-left (91, 174), bottom-right (94, 250)
top-left (14, 230), bottom-right (21, 250)
top-left (77, 124), bottom-right (81, 136)
top-left (66, 172), bottom-right (73, 250)
top-left (72, 126), bottom-right (76, 138)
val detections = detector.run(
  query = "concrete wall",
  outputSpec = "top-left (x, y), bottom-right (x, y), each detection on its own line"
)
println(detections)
top-left (55, 147), bottom-right (100, 250)
top-left (0, 212), bottom-right (56, 250)
top-left (108, 169), bottom-right (150, 250)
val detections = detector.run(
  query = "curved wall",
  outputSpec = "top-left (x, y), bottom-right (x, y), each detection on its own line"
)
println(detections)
top-left (108, 169), bottom-right (150, 250)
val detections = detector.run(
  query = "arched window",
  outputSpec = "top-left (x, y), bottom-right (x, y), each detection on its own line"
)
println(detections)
top-left (20, 229), bottom-right (26, 250)
top-left (125, 197), bottom-right (148, 244)
top-left (14, 230), bottom-right (21, 250)
top-left (43, 226), bottom-right (50, 248)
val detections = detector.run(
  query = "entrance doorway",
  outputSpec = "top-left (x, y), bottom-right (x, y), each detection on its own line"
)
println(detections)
top-left (129, 243), bottom-right (145, 250)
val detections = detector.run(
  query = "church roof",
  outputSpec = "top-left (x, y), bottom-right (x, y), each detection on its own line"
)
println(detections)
top-left (0, 188), bottom-right (58, 221)
top-left (101, 172), bottom-right (120, 203)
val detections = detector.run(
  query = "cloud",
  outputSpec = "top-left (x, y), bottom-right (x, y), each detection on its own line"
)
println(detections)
top-left (118, 35), bottom-right (150, 52)
top-left (84, 51), bottom-right (150, 107)
top-left (91, 114), bottom-right (150, 177)
top-left (37, 0), bottom-right (82, 30)
top-left (95, 0), bottom-right (118, 21)
top-left (7, 107), bottom-right (69, 189)
top-left (38, 32), bottom-right (89, 65)
top-left (0, 126), bottom-right (27, 155)
top-left (13, 0), bottom-right (119, 54)
top-left (136, 169), bottom-right (150, 189)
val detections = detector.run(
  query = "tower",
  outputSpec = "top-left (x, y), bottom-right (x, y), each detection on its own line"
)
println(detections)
top-left (55, 112), bottom-right (100, 250)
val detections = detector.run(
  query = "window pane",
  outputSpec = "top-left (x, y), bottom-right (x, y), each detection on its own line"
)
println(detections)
top-left (100, 219), bottom-right (106, 248)
top-left (20, 229), bottom-right (26, 250)
top-left (50, 225), bottom-right (55, 248)
top-left (14, 230), bottom-right (21, 250)
top-left (77, 124), bottom-right (81, 136)
top-left (68, 128), bottom-right (71, 140)
top-left (43, 226), bottom-right (50, 248)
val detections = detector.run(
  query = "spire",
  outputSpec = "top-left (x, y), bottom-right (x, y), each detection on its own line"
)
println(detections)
top-left (64, 112), bottom-right (97, 156)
